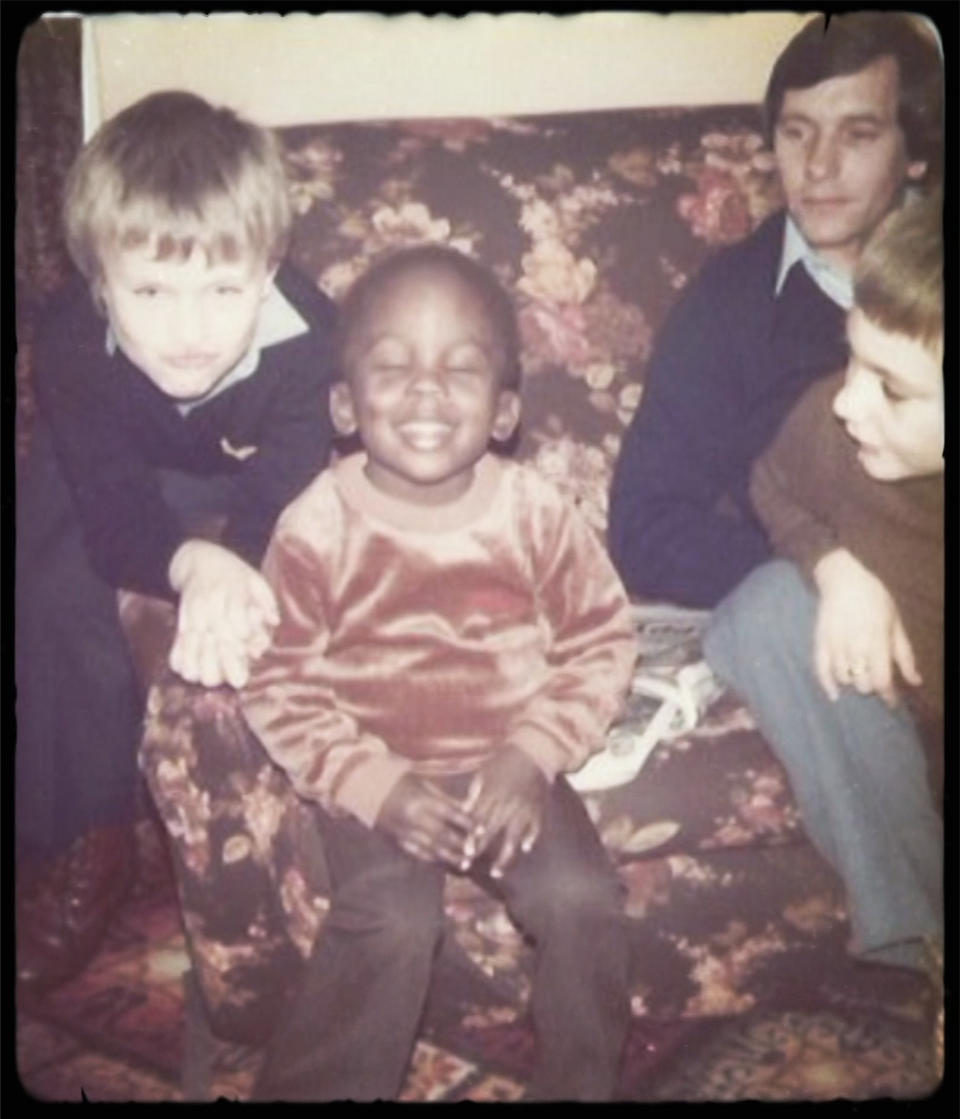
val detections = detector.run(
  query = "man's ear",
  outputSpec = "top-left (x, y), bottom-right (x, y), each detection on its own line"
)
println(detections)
top-left (329, 381), bottom-right (359, 437)
top-left (491, 391), bottom-right (521, 443)
top-left (906, 159), bottom-right (928, 183)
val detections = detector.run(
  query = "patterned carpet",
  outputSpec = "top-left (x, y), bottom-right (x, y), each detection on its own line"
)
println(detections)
top-left (15, 819), bottom-right (947, 1104)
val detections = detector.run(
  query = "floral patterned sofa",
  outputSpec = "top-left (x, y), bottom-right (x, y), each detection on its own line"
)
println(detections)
top-left (93, 105), bottom-right (934, 1050)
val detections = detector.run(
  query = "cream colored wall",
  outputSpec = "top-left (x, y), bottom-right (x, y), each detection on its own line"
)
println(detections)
top-left (87, 10), bottom-right (813, 135)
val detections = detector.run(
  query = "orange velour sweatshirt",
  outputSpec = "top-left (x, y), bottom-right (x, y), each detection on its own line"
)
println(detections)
top-left (240, 452), bottom-right (638, 828)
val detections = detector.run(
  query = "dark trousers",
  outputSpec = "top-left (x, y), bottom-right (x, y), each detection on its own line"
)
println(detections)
top-left (253, 776), bottom-right (632, 1102)
top-left (15, 425), bottom-right (143, 856)
top-left (15, 422), bottom-right (237, 857)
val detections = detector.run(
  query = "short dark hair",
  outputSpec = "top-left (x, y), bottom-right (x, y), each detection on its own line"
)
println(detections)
top-left (764, 12), bottom-right (943, 178)
top-left (336, 244), bottom-right (522, 391)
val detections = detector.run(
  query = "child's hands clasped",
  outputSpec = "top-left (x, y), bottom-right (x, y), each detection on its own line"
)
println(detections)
top-left (463, 747), bottom-right (550, 879)
top-left (168, 539), bottom-right (280, 689)
top-left (377, 773), bottom-right (476, 869)
top-left (376, 751), bottom-right (551, 878)
top-left (812, 547), bottom-right (921, 706)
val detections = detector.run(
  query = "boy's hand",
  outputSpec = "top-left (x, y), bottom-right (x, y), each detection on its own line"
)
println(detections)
top-left (463, 747), bottom-right (550, 879)
top-left (812, 548), bottom-right (921, 706)
top-left (168, 539), bottom-right (280, 689)
top-left (376, 773), bottom-right (476, 869)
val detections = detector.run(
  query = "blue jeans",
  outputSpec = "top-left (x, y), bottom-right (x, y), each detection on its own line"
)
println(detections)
top-left (704, 560), bottom-right (942, 970)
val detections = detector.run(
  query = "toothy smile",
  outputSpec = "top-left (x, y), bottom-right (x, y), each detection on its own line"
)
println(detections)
top-left (398, 421), bottom-right (455, 449)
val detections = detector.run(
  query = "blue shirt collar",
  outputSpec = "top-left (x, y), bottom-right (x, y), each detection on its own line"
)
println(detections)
top-left (105, 279), bottom-right (309, 415)
top-left (775, 215), bottom-right (854, 311)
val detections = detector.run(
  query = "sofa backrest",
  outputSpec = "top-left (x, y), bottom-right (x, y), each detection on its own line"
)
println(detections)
top-left (15, 103), bottom-right (784, 518)
top-left (279, 107), bottom-right (783, 532)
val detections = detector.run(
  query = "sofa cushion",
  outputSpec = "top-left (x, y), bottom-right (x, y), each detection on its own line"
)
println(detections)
top-left (140, 666), bottom-right (861, 1033)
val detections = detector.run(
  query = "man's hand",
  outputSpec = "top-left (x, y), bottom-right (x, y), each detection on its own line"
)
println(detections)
top-left (812, 548), bottom-right (921, 706)
top-left (168, 539), bottom-right (280, 689)
top-left (463, 747), bottom-right (550, 879)
top-left (376, 773), bottom-right (476, 869)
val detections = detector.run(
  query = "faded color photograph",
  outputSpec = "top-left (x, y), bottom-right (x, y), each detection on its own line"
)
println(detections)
top-left (14, 9), bottom-right (945, 1104)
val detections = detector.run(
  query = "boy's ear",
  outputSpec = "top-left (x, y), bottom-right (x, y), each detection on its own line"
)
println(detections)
top-left (91, 280), bottom-right (108, 318)
top-left (491, 391), bottom-right (521, 444)
top-left (906, 159), bottom-right (928, 182)
top-left (330, 381), bottom-right (359, 437)
top-left (261, 264), bottom-right (280, 299)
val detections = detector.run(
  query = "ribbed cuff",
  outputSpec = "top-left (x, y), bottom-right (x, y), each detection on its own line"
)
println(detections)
top-left (336, 753), bottom-right (414, 828)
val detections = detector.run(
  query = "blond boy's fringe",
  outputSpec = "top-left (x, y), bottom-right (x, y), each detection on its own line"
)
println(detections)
top-left (62, 93), bottom-right (292, 283)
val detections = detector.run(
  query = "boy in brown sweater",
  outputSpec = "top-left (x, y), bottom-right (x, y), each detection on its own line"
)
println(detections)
top-left (704, 197), bottom-right (943, 976)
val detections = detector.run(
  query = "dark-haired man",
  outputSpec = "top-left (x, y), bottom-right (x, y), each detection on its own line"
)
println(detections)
top-left (608, 11), bottom-right (942, 608)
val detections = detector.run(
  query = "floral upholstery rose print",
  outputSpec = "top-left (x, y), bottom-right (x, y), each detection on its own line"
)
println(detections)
top-left (281, 107), bottom-right (784, 534)
top-left (141, 659), bottom-right (874, 1036)
top-left (140, 669), bottom-right (326, 1043)
top-left (134, 105), bottom-right (932, 1038)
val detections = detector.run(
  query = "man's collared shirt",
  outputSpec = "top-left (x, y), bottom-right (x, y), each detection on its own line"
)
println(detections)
top-left (775, 215), bottom-right (854, 311)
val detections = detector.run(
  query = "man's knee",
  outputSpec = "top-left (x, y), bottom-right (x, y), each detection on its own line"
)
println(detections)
top-left (705, 560), bottom-right (810, 676)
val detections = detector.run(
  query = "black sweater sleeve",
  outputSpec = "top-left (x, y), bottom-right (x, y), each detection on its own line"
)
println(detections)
top-left (607, 253), bottom-right (772, 608)
top-left (33, 286), bottom-right (188, 597)
top-left (608, 216), bottom-right (847, 609)
top-left (32, 267), bottom-right (337, 598)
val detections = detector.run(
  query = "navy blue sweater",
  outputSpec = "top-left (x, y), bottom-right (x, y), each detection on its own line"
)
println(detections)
top-left (608, 211), bottom-right (848, 608)
top-left (33, 263), bottom-right (337, 599)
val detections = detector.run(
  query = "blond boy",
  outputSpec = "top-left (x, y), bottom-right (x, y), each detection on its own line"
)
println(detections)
top-left (16, 91), bottom-right (337, 992)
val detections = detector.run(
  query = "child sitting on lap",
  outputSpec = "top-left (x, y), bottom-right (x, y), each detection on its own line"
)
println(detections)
top-left (705, 196), bottom-right (943, 976)
top-left (240, 244), bottom-right (638, 1101)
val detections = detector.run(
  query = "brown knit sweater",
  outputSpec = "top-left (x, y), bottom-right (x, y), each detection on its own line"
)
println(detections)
top-left (751, 371), bottom-right (944, 734)
top-left (240, 453), bottom-right (637, 827)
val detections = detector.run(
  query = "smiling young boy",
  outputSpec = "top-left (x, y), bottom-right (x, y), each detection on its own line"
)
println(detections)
top-left (15, 91), bottom-right (337, 992)
top-left (704, 196), bottom-right (943, 979)
top-left (239, 245), bottom-right (638, 1100)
